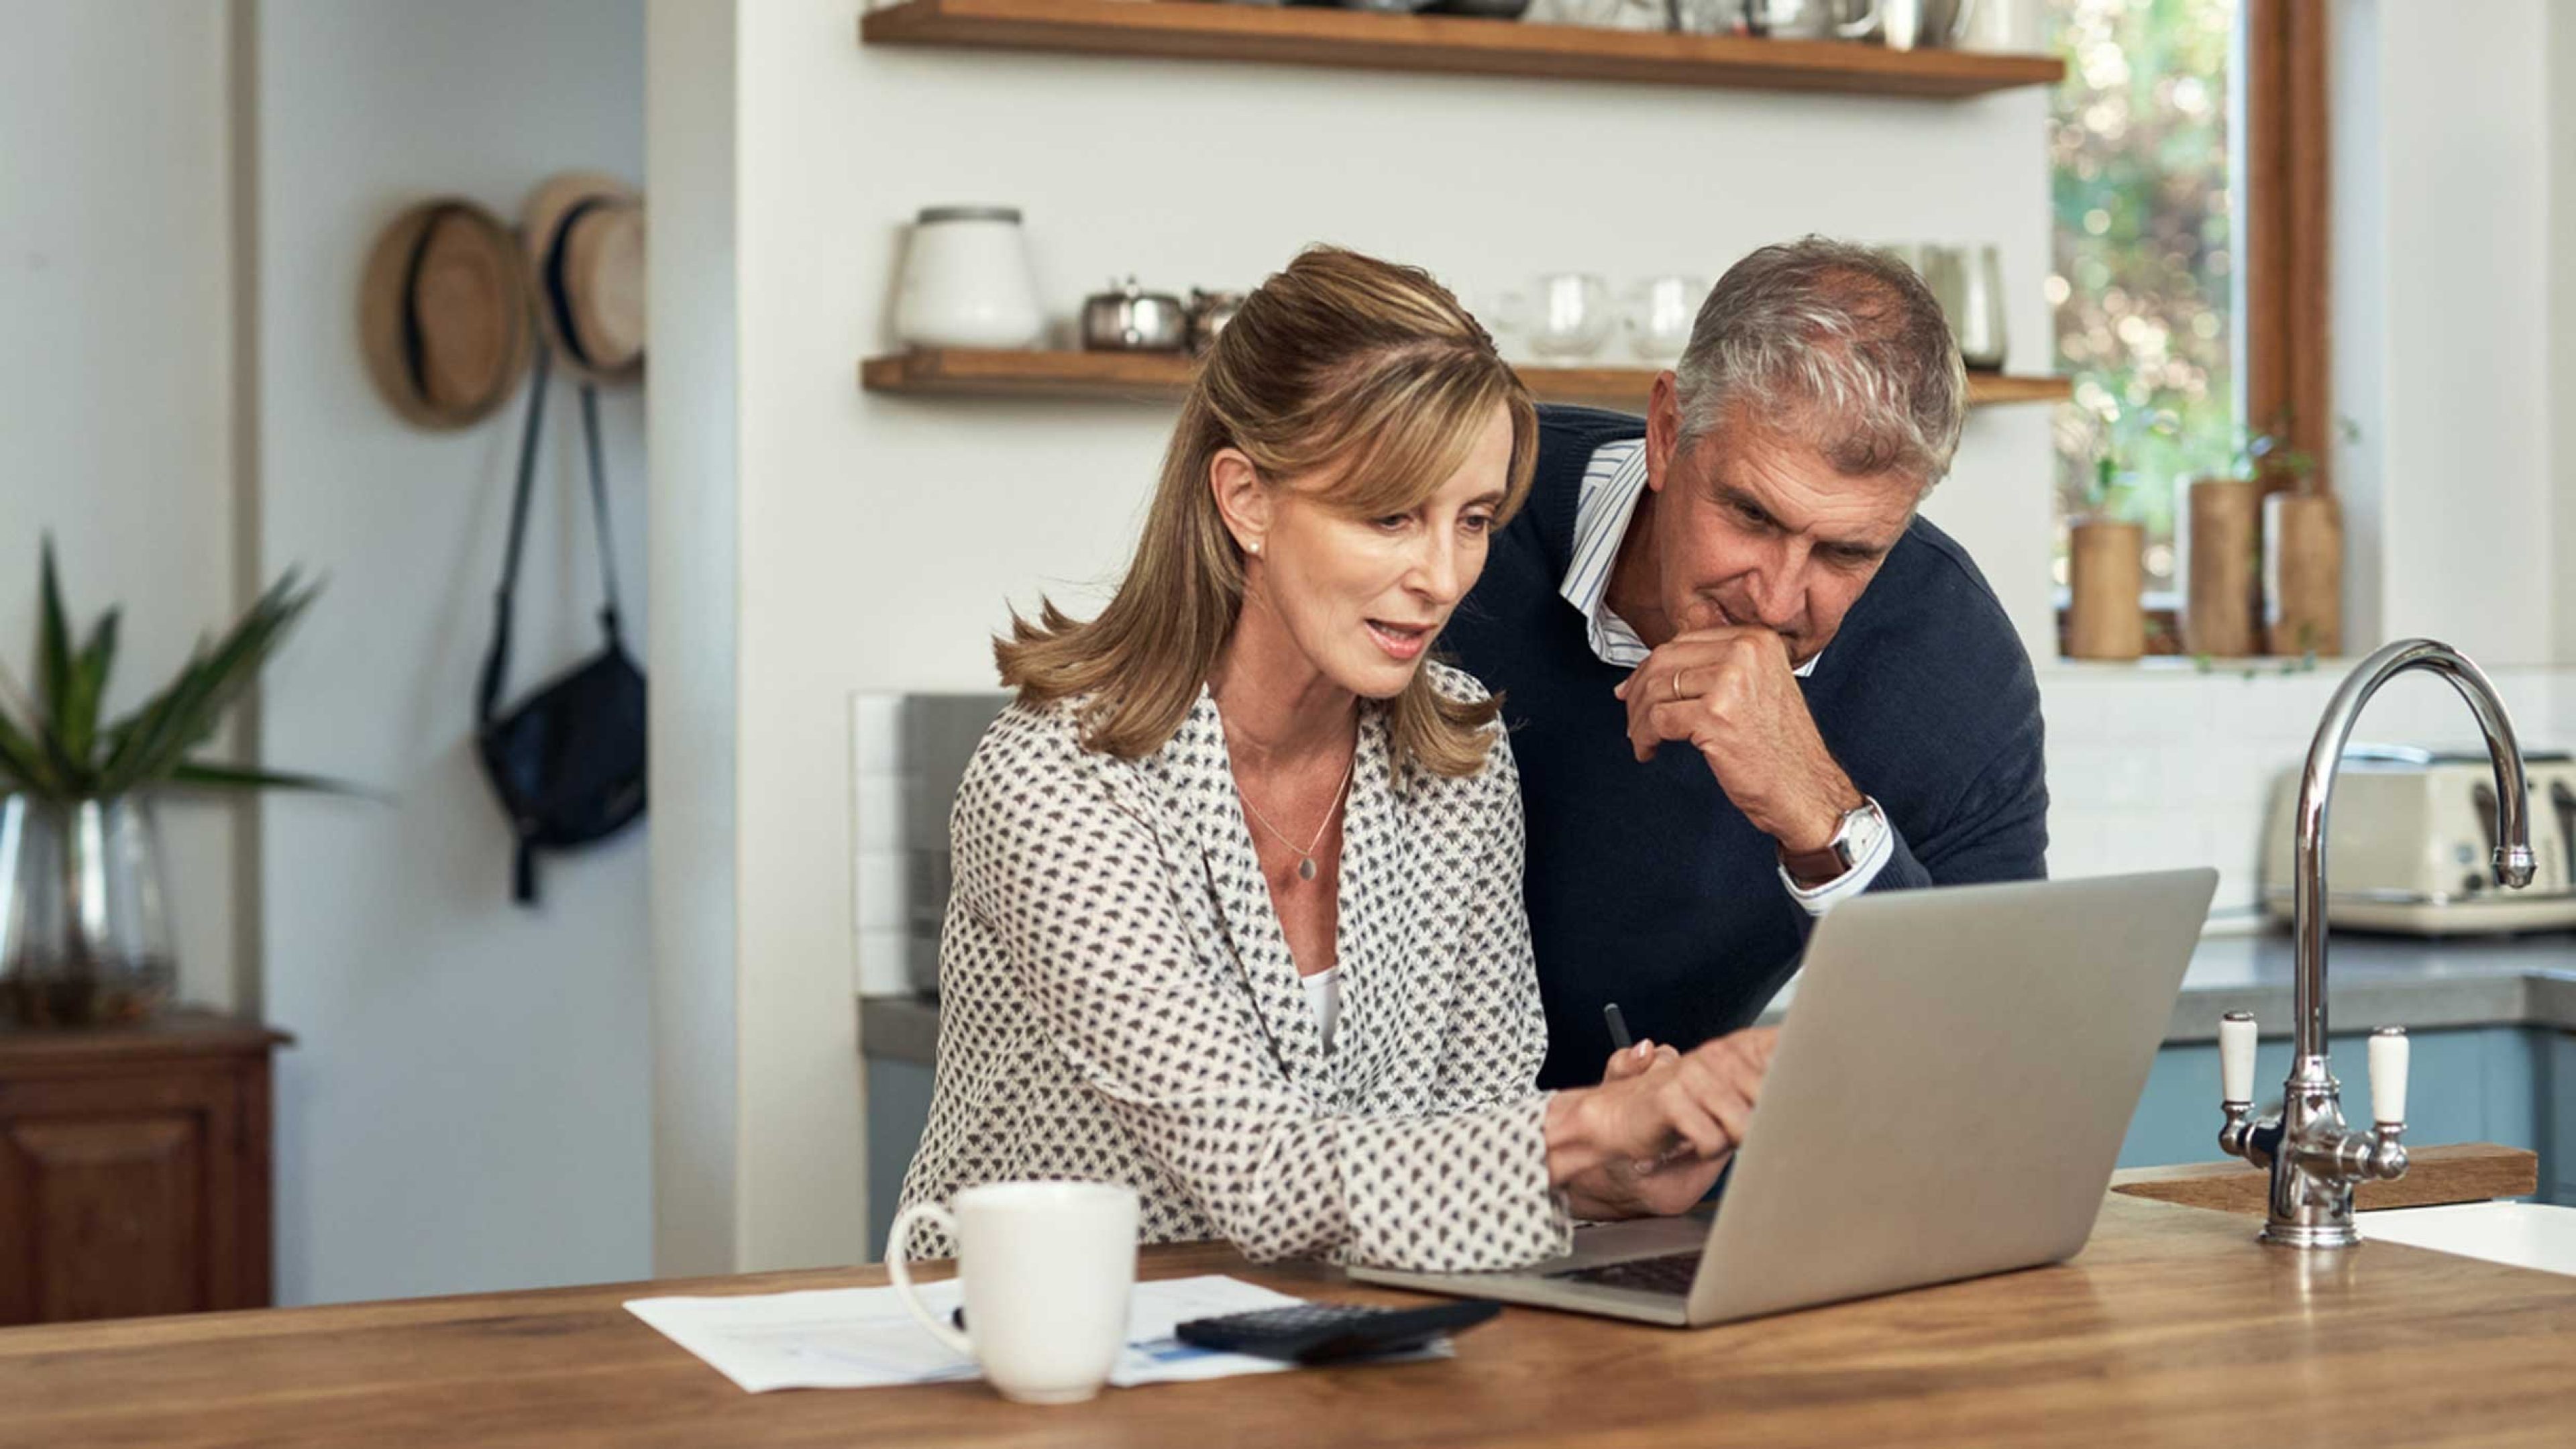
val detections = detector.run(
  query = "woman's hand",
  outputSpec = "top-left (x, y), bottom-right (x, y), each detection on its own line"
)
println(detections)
top-left (1562, 1039), bottom-right (1726, 1219)
top-left (1544, 1028), bottom-right (1780, 1219)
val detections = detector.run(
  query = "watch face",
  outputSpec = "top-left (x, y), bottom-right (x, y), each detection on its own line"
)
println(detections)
top-left (1841, 799), bottom-right (1887, 864)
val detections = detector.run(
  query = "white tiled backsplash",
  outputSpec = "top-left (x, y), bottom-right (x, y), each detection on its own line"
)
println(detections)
top-left (853, 666), bottom-right (2576, 994)
top-left (852, 692), bottom-right (910, 997)
top-left (2039, 664), bottom-right (2576, 925)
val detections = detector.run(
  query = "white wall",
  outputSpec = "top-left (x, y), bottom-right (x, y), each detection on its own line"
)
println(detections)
top-left (2338, 0), bottom-right (2554, 666)
top-left (2553, 2), bottom-right (2576, 663)
top-left (0, 0), bottom-right (240, 1011)
top-left (645, 0), bottom-right (743, 1279)
top-left (252, 0), bottom-right (652, 1305)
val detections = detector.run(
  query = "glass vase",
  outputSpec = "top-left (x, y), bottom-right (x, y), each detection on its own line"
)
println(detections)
top-left (0, 794), bottom-right (177, 1025)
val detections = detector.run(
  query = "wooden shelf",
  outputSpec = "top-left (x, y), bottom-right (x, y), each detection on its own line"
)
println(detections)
top-left (861, 347), bottom-right (2072, 410)
top-left (860, 0), bottom-right (2064, 98)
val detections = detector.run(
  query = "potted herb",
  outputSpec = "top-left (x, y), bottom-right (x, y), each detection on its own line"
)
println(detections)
top-left (2243, 417), bottom-right (2361, 657)
top-left (2066, 447), bottom-right (2147, 661)
top-left (2183, 455), bottom-right (2263, 659)
top-left (0, 541), bottom-right (334, 1025)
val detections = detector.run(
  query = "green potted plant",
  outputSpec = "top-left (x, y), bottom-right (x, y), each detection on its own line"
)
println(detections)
top-left (0, 540), bottom-right (335, 1025)
top-left (2066, 426), bottom-right (2147, 661)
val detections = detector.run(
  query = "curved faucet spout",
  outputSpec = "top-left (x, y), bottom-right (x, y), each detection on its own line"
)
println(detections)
top-left (2292, 639), bottom-right (2534, 1065)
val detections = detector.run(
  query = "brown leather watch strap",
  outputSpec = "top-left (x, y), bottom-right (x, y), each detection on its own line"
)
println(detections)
top-left (1779, 840), bottom-right (1849, 888)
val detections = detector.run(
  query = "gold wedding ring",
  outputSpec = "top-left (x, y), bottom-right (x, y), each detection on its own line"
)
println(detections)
top-left (1668, 668), bottom-right (1690, 702)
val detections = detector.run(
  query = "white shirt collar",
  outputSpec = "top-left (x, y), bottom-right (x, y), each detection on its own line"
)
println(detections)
top-left (1558, 438), bottom-right (1821, 678)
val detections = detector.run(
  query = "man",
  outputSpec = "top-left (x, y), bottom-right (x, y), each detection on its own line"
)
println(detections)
top-left (1444, 236), bottom-right (2049, 1093)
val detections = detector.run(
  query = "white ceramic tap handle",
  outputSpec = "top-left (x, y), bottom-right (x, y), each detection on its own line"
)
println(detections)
top-left (2219, 1012), bottom-right (2256, 1104)
top-left (2369, 1026), bottom-right (2410, 1126)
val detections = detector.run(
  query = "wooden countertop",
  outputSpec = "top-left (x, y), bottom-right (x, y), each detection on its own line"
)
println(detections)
top-left (7, 1189), bottom-right (2575, 1448)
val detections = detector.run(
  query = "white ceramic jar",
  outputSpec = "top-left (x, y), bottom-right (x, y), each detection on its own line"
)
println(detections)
top-left (893, 205), bottom-right (1044, 350)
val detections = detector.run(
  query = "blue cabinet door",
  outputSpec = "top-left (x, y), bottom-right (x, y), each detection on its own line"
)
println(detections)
top-left (2543, 1032), bottom-right (2575, 1204)
top-left (865, 1058), bottom-right (938, 1260)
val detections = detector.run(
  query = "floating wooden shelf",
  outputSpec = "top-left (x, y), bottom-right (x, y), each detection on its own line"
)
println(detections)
top-left (861, 347), bottom-right (2072, 410)
top-left (859, 0), bottom-right (2064, 98)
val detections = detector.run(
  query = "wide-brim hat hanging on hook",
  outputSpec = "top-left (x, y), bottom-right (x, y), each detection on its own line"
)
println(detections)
top-left (358, 199), bottom-right (536, 429)
top-left (521, 172), bottom-right (646, 385)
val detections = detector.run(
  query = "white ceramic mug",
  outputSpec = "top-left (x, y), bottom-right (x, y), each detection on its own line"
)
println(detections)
top-left (886, 1181), bottom-right (1140, 1405)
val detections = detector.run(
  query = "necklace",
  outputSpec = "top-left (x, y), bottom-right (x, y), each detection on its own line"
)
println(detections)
top-left (1236, 748), bottom-right (1355, 883)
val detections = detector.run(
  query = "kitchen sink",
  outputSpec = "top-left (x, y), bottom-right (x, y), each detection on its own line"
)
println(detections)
top-left (2359, 1201), bottom-right (2576, 1277)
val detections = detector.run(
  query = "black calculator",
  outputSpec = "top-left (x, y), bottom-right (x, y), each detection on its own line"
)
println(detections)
top-left (1175, 1299), bottom-right (1502, 1364)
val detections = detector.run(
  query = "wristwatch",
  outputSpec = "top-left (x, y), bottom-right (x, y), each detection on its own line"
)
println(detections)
top-left (1779, 796), bottom-right (1888, 888)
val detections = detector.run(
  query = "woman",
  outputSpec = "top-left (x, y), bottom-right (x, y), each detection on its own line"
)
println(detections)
top-left (898, 247), bottom-right (1769, 1273)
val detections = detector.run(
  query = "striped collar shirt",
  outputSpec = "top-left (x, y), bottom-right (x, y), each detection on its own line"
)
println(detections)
top-left (1556, 439), bottom-right (1821, 678)
top-left (1556, 438), bottom-right (1876, 916)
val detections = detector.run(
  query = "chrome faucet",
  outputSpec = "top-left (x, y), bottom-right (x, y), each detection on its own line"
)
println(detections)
top-left (2217, 639), bottom-right (2536, 1248)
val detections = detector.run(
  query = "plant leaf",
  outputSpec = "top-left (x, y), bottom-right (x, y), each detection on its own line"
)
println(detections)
top-left (100, 570), bottom-right (320, 794)
top-left (54, 606), bottom-right (117, 782)
top-left (36, 537), bottom-right (73, 722)
top-left (166, 760), bottom-right (362, 796)
top-left (0, 706), bottom-right (65, 797)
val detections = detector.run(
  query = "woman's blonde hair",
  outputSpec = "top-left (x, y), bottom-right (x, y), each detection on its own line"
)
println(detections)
top-left (997, 245), bottom-right (1538, 780)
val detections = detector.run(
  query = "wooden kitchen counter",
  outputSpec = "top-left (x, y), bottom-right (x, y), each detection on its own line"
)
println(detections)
top-left (7, 1191), bottom-right (2573, 1448)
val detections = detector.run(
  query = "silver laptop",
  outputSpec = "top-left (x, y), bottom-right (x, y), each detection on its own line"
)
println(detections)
top-left (1350, 869), bottom-right (2216, 1327)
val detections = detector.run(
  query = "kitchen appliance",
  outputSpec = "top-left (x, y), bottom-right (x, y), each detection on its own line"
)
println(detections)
top-left (1920, 244), bottom-right (2006, 371)
top-left (1185, 288), bottom-right (1242, 355)
top-left (1672, 0), bottom-right (1748, 33)
top-left (1080, 278), bottom-right (1189, 352)
top-left (2259, 744), bottom-right (2576, 934)
top-left (1744, 0), bottom-right (1878, 40)
top-left (1878, 0), bottom-right (1975, 50)
top-left (893, 206), bottom-right (1044, 351)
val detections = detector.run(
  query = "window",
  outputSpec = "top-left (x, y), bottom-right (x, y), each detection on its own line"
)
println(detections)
top-left (2046, 0), bottom-right (2330, 653)
top-left (2047, 0), bottom-right (2241, 611)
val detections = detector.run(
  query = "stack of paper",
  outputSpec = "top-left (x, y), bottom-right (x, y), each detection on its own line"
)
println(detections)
top-left (627, 1274), bottom-right (1403, 1393)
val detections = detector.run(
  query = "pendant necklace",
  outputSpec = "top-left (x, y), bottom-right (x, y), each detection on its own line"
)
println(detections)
top-left (1237, 747), bottom-right (1355, 883)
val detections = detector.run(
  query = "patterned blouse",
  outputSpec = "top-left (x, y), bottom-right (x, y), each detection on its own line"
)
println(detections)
top-left (895, 663), bottom-right (1575, 1271)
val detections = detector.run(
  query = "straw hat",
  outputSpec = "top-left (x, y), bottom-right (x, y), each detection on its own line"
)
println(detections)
top-left (358, 199), bottom-right (535, 429)
top-left (521, 172), bottom-right (646, 384)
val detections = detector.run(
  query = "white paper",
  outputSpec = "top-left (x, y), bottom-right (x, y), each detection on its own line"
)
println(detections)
top-left (627, 1274), bottom-right (1351, 1393)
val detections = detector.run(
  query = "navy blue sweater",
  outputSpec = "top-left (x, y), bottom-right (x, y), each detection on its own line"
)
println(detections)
top-left (1442, 407), bottom-right (2049, 1088)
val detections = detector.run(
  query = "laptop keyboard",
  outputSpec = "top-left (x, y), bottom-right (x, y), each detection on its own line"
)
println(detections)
top-left (1554, 1250), bottom-right (1703, 1297)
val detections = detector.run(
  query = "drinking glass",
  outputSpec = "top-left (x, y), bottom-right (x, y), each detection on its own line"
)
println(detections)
top-left (1525, 273), bottom-right (1615, 360)
top-left (1622, 275), bottom-right (1706, 363)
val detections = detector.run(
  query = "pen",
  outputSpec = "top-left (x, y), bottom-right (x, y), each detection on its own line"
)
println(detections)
top-left (1603, 1002), bottom-right (1633, 1053)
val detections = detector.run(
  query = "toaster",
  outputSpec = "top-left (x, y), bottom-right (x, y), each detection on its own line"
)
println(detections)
top-left (2260, 745), bottom-right (2576, 934)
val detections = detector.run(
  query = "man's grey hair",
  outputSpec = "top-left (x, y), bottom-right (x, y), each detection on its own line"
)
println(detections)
top-left (1672, 236), bottom-right (1968, 492)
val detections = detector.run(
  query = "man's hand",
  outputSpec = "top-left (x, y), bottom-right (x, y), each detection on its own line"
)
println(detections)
top-left (1613, 626), bottom-right (1861, 855)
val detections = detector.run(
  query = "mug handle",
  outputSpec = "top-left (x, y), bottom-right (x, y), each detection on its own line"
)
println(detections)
top-left (1836, 0), bottom-right (1880, 37)
top-left (885, 1202), bottom-right (974, 1357)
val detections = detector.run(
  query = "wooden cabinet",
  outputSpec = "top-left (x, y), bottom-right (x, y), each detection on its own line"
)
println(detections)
top-left (0, 1012), bottom-right (287, 1324)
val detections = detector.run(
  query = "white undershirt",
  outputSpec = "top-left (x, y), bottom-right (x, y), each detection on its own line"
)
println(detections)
top-left (1301, 967), bottom-right (1342, 1053)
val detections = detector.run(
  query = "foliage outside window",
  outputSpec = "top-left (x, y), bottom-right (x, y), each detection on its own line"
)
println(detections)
top-left (2047, 0), bottom-right (2239, 600)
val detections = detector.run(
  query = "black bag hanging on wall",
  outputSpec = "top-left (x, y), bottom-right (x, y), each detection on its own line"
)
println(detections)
top-left (476, 345), bottom-right (647, 904)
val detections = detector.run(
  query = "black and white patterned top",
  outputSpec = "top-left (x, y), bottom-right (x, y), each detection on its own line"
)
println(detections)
top-left (895, 662), bottom-right (1575, 1271)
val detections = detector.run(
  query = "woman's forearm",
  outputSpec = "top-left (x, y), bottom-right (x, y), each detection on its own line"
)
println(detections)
top-left (1542, 1089), bottom-right (1616, 1186)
